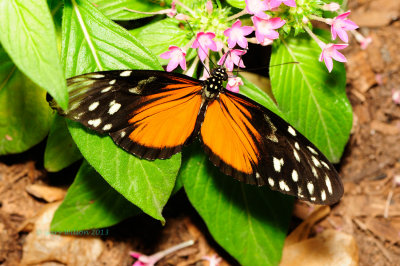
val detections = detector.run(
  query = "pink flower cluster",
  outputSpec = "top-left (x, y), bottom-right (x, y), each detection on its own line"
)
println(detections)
top-left (160, 0), bottom-right (293, 92)
top-left (158, 0), bottom-right (365, 89)
top-left (318, 10), bottom-right (359, 72)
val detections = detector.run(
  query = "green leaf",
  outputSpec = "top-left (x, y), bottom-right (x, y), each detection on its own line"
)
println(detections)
top-left (226, 0), bottom-right (245, 9)
top-left (68, 122), bottom-right (181, 222)
top-left (0, 0), bottom-right (68, 109)
top-left (240, 76), bottom-right (285, 118)
top-left (270, 33), bottom-right (352, 162)
top-left (51, 160), bottom-right (141, 231)
top-left (181, 144), bottom-right (293, 266)
top-left (62, 0), bottom-right (162, 77)
top-left (130, 18), bottom-right (190, 63)
top-left (92, 0), bottom-right (165, 21)
top-left (44, 115), bottom-right (82, 172)
top-left (61, 0), bottom-right (180, 222)
top-left (0, 46), bottom-right (52, 155)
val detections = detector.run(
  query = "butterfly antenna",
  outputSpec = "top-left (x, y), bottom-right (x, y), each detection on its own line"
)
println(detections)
top-left (233, 61), bottom-right (300, 73)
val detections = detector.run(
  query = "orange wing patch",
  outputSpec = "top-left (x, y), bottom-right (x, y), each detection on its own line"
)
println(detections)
top-left (128, 85), bottom-right (202, 148)
top-left (201, 93), bottom-right (262, 174)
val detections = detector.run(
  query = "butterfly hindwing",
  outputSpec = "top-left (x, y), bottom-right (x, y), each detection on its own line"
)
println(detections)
top-left (200, 90), bottom-right (343, 204)
top-left (63, 70), bottom-right (204, 159)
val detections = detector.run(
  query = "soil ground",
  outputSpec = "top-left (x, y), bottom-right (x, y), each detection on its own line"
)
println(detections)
top-left (1, 0), bottom-right (400, 265)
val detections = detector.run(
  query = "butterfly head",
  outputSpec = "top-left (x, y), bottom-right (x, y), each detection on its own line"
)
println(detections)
top-left (203, 67), bottom-right (228, 99)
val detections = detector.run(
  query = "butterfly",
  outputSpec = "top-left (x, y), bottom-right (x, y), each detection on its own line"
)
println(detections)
top-left (51, 67), bottom-right (343, 205)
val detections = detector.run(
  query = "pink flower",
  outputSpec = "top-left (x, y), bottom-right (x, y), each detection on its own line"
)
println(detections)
top-left (206, 0), bottom-right (213, 14)
top-left (191, 32), bottom-right (218, 62)
top-left (245, 0), bottom-right (270, 19)
top-left (166, 1), bottom-right (177, 17)
top-left (130, 240), bottom-right (194, 266)
top-left (224, 20), bottom-right (253, 49)
top-left (319, 43), bottom-right (348, 72)
top-left (322, 2), bottom-right (341, 11)
top-left (217, 49), bottom-right (247, 71)
top-left (226, 77), bottom-right (244, 93)
top-left (268, 0), bottom-right (296, 8)
top-left (260, 37), bottom-right (274, 46)
top-left (175, 13), bottom-right (190, 21)
top-left (160, 46), bottom-right (186, 72)
top-left (252, 16), bottom-right (286, 43)
top-left (330, 11), bottom-right (358, 43)
top-left (202, 254), bottom-right (222, 266)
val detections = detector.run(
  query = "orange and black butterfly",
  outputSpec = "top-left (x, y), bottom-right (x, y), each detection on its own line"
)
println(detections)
top-left (51, 67), bottom-right (343, 204)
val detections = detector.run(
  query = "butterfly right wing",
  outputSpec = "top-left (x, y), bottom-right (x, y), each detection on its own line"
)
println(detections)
top-left (200, 91), bottom-right (343, 205)
top-left (59, 70), bottom-right (204, 160)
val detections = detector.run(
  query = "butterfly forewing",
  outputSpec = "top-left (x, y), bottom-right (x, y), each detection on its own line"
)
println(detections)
top-left (200, 90), bottom-right (343, 204)
top-left (62, 70), bottom-right (204, 159)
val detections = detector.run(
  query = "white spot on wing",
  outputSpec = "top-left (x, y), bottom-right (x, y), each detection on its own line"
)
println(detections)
top-left (108, 100), bottom-right (121, 115)
top-left (288, 126), bottom-right (296, 136)
top-left (311, 167), bottom-right (318, 178)
top-left (307, 146), bottom-right (318, 155)
top-left (307, 182), bottom-right (314, 195)
top-left (312, 156), bottom-right (321, 167)
top-left (321, 190), bottom-right (326, 201)
top-left (255, 172), bottom-right (261, 179)
top-left (88, 118), bottom-right (101, 128)
top-left (87, 74), bottom-right (105, 79)
top-left (325, 175), bottom-right (332, 194)
top-left (88, 101), bottom-right (99, 111)
top-left (321, 161), bottom-right (330, 169)
top-left (292, 170), bottom-right (298, 182)
top-left (120, 70), bottom-right (132, 77)
top-left (129, 87), bottom-right (141, 94)
top-left (294, 142), bottom-right (300, 150)
top-left (101, 86), bottom-right (112, 93)
top-left (310, 197), bottom-right (316, 201)
top-left (120, 131), bottom-right (126, 138)
top-left (109, 79), bottom-right (116, 85)
top-left (279, 180), bottom-right (290, 191)
top-left (293, 149), bottom-right (300, 162)
top-left (102, 124), bottom-right (112, 131)
top-left (273, 157), bottom-right (284, 172)
top-left (268, 178), bottom-right (274, 187)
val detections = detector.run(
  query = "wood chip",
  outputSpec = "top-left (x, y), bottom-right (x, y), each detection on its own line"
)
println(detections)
top-left (25, 184), bottom-right (66, 203)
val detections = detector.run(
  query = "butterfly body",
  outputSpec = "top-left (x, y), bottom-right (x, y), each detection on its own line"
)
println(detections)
top-left (54, 68), bottom-right (344, 205)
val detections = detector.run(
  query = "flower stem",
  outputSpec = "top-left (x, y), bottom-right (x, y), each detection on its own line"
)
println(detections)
top-left (152, 240), bottom-right (195, 259)
top-left (227, 9), bottom-right (247, 21)
top-left (303, 25), bottom-right (325, 48)
top-left (185, 56), bottom-right (199, 77)
top-left (174, 0), bottom-right (196, 16)
top-left (309, 14), bottom-right (331, 24)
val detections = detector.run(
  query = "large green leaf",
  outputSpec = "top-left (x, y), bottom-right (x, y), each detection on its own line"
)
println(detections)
top-left (92, 0), bottom-right (165, 20)
top-left (51, 160), bottom-right (140, 231)
top-left (130, 18), bottom-right (190, 63)
top-left (61, 0), bottom-right (179, 222)
top-left (62, 0), bottom-right (162, 77)
top-left (181, 144), bottom-right (293, 266)
top-left (0, 0), bottom-right (68, 109)
top-left (181, 79), bottom-right (293, 265)
top-left (270, 33), bottom-right (352, 163)
top-left (0, 47), bottom-right (52, 155)
top-left (44, 115), bottom-right (82, 172)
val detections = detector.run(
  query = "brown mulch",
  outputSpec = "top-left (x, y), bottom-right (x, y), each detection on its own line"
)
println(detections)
top-left (1, 0), bottom-right (400, 265)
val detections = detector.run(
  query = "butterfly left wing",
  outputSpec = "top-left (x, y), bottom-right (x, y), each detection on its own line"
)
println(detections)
top-left (58, 70), bottom-right (204, 159)
top-left (200, 91), bottom-right (343, 205)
